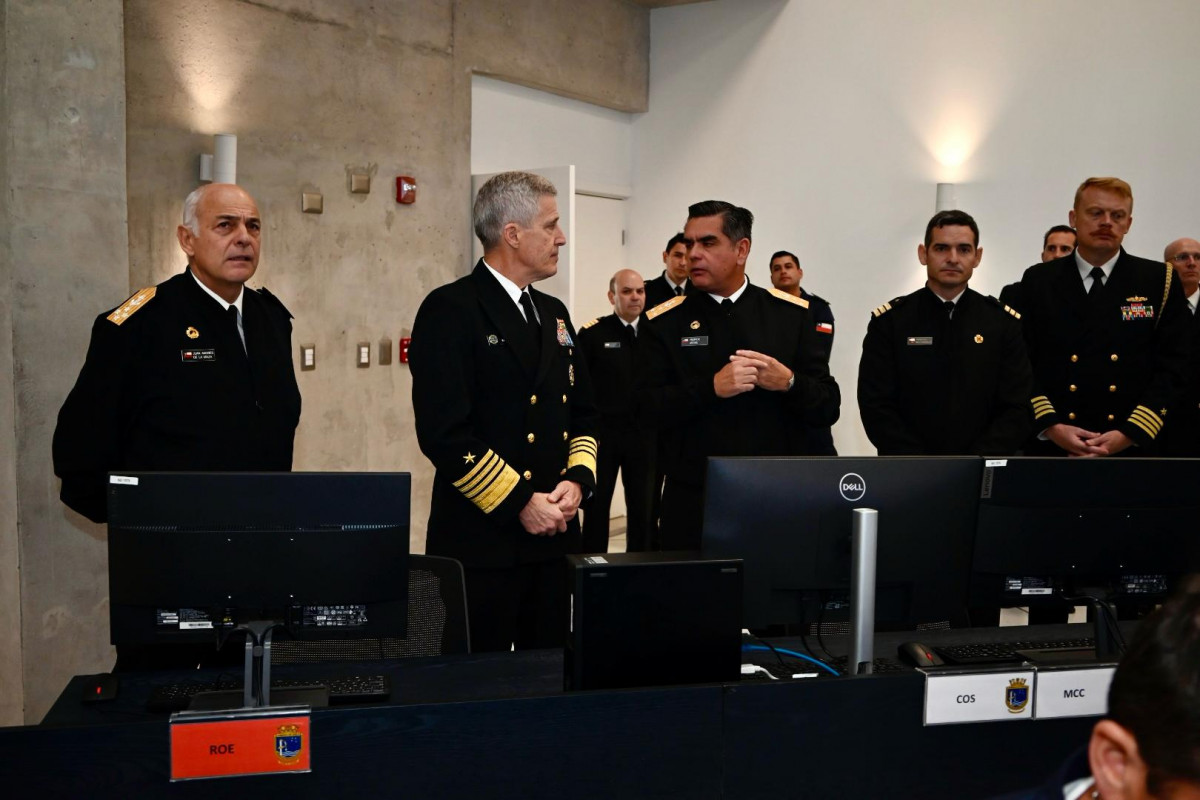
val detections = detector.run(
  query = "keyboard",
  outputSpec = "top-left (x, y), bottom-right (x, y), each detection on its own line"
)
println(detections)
top-left (934, 638), bottom-right (1095, 666)
top-left (147, 673), bottom-right (391, 712)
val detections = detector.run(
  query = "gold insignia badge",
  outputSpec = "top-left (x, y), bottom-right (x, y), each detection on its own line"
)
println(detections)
top-left (974, 334), bottom-right (984, 344)
top-left (1127, 296), bottom-right (1147, 303)
top-left (463, 452), bottom-right (476, 464)
top-left (690, 320), bottom-right (700, 330)
top-left (185, 326), bottom-right (200, 339)
top-left (487, 334), bottom-right (499, 345)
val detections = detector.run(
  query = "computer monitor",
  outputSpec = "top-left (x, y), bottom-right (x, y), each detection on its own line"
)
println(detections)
top-left (971, 457), bottom-right (1200, 611)
top-left (701, 457), bottom-right (981, 630)
top-left (107, 472), bottom-right (410, 649)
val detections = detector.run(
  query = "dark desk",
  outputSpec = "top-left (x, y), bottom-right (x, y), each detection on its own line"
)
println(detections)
top-left (2, 625), bottom-right (1107, 799)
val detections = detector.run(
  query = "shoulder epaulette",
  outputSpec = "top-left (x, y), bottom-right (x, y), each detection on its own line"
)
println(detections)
top-left (106, 287), bottom-right (157, 326)
top-left (646, 294), bottom-right (685, 320)
top-left (871, 297), bottom-right (904, 318)
top-left (985, 294), bottom-right (1021, 320)
top-left (768, 287), bottom-right (810, 309)
top-left (257, 286), bottom-right (294, 319)
top-left (580, 317), bottom-right (600, 330)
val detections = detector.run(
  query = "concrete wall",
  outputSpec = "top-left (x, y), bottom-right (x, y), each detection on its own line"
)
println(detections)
top-left (3, 0), bottom-right (129, 724)
top-left (0, 0), bottom-right (649, 724)
top-left (629, 0), bottom-right (1200, 456)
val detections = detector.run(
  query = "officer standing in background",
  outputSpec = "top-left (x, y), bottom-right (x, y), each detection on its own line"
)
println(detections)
top-left (999, 225), bottom-right (1077, 313)
top-left (1018, 177), bottom-right (1189, 456)
top-left (858, 210), bottom-right (1032, 455)
top-left (642, 200), bottom-right (840, 549)
top-left (1160, 237), bottom-right (1200, 455)
top-left (577, 269), bottom-right (656, 552)
top-left (410, 171), bottom-right (598, 652)
top-left (644, 232), bottom-right (691, 308)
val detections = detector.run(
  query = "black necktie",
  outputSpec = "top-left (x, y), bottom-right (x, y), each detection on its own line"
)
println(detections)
top-left (674, 285), bottom-right (684, 297)
top-left (227, 305), bottom-right (246, 354)
top-left (721, 298), bottom-right (734, 315)
top-left (1088, 267), bottom-right (1105, 299)
top-left (519, 290), bottom-right (541, 346)
top-left (943, 300), bottom-right (955, 320)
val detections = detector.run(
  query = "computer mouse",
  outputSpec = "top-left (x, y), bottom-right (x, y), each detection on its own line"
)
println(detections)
top-left (80, 672), bottom-right (119, 703)
top-left (897, 641), bottom-right (944, 668)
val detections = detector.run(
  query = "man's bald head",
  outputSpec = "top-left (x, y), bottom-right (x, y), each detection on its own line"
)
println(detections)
top-left (1166, 238), bottom-right (1200, 298)
top-left (608, 269), bottom-right (646, 322)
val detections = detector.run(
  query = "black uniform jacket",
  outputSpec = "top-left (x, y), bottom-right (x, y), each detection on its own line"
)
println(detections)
top-left (53, 269), bottom-right (301, 522)
top-left (644, 271), bottom-right (690, 309)
top-left (576, 313), bottom-right (649, 435)
top-left (410, 262), bottom-right (599, 569)
top-left (1161, 304), bottom-right (1200, 455)
top-left (800, 287), bottom-right (836, 363)
top-left (1018, 250), bottom-right (1189, 449)
top-left (857, 287), bottom-right (1033, 456)
top-left (641, 283), bottom-right (841, 486)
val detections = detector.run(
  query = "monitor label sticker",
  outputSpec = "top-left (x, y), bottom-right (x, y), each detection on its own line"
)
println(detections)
top-left (109, 475), bottom-right (139, 485)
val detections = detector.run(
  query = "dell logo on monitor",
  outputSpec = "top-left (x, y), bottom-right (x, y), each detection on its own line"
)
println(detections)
top-left (839, 473), bottom-right (866, 501)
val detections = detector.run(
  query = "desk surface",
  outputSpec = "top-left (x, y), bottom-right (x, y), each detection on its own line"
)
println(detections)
top-left (6, 624), bottom-right (1112, 799)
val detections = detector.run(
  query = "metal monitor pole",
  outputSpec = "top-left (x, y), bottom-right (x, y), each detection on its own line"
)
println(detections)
top-left (848, 508), bottom-right (878, 676)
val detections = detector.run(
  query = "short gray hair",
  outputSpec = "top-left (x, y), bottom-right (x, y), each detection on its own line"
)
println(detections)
top-left (181, 185), bottom-right (211, 235)
top-left (473, 171), bottom-right (557, 250)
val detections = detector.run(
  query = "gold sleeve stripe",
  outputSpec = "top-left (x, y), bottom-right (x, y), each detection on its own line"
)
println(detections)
top-left (106, 286), bottom-right (157, 325)
top-left (452, 449), bottom-right (520, 513)
top-left (1134, 405), bottom-right (1164, 429)
top-left (567, 436), bottom-right (598, 478)
top-left (1130, 408), bottom-right (1163, 436)
top-left (1031, 396), bottom-right (1055, 420)
top-left (1128, 416), bottom-right (1159, 440)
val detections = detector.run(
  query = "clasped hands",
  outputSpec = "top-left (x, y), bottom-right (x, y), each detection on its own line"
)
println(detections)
top-left (714, 349), bottom-right (794, 398)
top-left (1045, 424), bottom-right (1132, 457)
top-left (519, 480), bottom-right (583, 536)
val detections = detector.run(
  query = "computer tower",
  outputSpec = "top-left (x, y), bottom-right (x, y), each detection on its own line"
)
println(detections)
top-left (564, 552), bottom-right (743, 691)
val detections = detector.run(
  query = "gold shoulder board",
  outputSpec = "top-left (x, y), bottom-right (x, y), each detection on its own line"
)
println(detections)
top-left (768, 287), bottom-right (810, 308)
top-left (1003, 304), bottom-right (1021, 320)
top-left (871, 301), bottom-right (893, 318)
top-left (580, 317), bottom-right (600, 330)
top-left (106, 287), bottom-right (157, 326)
top-left (646, 295), bottom-right (685, 320)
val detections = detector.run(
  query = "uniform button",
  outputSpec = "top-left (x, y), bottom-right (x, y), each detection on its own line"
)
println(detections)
top-left (562, 394), bottom-right (567, 403)
top-left (1068, 412), bottom-right (1077, 420)
top-left (1069, 385), bottom-right (1077, 392)
top-left (562, 431), bottom-right (568, 441)
top-left (530, 394), bottom-right (537, 405)
top-left (560, 468), bottom-right (566, 476)
top-left (1107, 414), bottom-right (1115, 422)
top-left (1109, 385), bottom-right (1117, 392)
top-left (1110, 354), bottom-right (1119, 362)
top-left (527, 433), bottom-right (535, 443)
top-left (1070, 354), bottom-right (1078, 362)
top-left (523, 470), bottom-right (532, 481)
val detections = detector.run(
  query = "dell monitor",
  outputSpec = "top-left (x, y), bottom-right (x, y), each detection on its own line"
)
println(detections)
top-left (701, 456), bottom-right (981, 631)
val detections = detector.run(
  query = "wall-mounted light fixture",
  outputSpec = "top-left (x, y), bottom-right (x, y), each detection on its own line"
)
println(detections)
top-left (198, 133), bottom-right (238, 183)
top-left (935, 183), bottom-right (957, 212)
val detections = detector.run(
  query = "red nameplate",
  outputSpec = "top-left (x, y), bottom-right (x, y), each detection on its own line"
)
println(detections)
top-left (170, 710), bottom-right (311, 781)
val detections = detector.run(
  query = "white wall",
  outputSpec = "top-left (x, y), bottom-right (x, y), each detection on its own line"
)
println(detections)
top-left (632, 0), bottom-right (1200, 456)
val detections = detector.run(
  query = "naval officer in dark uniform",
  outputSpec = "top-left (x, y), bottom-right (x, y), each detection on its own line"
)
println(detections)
top-left (577, 269), bottom-right (656, 553)
top-left (410, 171), bottom-right (598, 652)
top-left (641, 201), bottom-right (840, 550)
top-left (53, 183), bottom-right (301, 671)
top-left (54, 183), bottom-right (301, 525)
top-left (643, 232), bottom-right (692, 308)
top-left (858, 210), bottom-right (1033, 456)
top-left (1017, 178), bottom-right (1189, 456)
top-left (1160, 237), bottom-right (1200, 456)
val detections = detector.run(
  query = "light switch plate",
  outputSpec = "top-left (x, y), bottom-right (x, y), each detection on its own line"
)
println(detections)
top-left (350, 173), bottom-right (370, 194)
top-left (300, 344), bottom-right (316, 371)
top-left (357, 341), bottom-right (370, 367)
top-left (302, 192), bottom-right (323, 213)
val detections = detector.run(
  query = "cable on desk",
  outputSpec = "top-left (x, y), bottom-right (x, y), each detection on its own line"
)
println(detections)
top-left (742, 644), bottom-right (840, 677)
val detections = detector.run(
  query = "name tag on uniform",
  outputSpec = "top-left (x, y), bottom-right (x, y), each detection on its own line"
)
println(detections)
top-left (907, 337), bottom-right (933, 346)
top-left (603, 341), bottom-right (621, 349)
top-left (181, 348), bottom-right (216, 362)
top-left (681, 336), bottom-right (709, 347)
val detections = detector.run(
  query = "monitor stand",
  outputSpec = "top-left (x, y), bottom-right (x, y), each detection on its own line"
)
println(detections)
top-left (188, 620), bottom-right (329, 711)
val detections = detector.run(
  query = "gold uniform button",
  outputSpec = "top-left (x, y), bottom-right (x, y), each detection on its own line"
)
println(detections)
top-left (522, 470), bottom-right (532, 481)
top-left (562, 394), bottom-right (567, 403)
top-left (1070, 354), bottom-right (1078, 362)
top-left (530, 394), bottom-right (538, 405)
top-left (1069, 385), bottom-right (1077, 392)
top-left (1110, 354), bottom-right (1119, 362)
top-left (562, 431), bottom-right (568, 441)
top-left (1068, 412), bottom-right (1077, 421)
top-left (1107, 414), bottom-right (1115, 422)
top-left (1109, 385), bottom-right (1117, 392)
top-left (527, 433), bottom-right (535, 443)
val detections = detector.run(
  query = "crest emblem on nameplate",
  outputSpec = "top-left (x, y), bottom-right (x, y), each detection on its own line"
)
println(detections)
top-left (1005, 678), bottom-right (1030, 713)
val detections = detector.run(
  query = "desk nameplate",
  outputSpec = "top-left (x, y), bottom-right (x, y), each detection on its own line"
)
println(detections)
top-left (1034, 666), bottom-right (1114, 719)
top-left (923, 669), bottom-right (1035, 726)
top-left (169, 705), bottom-right (312, 781)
